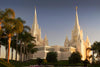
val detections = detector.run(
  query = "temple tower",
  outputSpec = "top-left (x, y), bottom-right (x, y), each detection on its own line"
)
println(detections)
top-left (64, 35), bottom-right (69, 47)
top-left (71, 6), bottom-right (82, 53)
top-left (31, 7), bottom-right (43, 45)
top-left (43, 34), bottom-right (48, 46)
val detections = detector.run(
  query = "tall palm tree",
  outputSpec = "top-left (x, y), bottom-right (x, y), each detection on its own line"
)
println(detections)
top-left (11, 36), bottom-right (16, 60)
top-left (0, 8), bottom-right (15, 62)
top-left (3, 18), bottom-right (23, 63)
top-left (0, 9), bottom-right (10, 56)
top-left (23, 32), bottom-right (35, 60)
top-left (16, 17), bottom-right (36, 61)
top-left (27, 43), bottom-right (37, 59)
top-left (15, 18), bottom-right (28, 62)
top-left (18, 31), bottom-right (35, 61)
top-left (15, 34), bottom-right (18, 61)
top-left (15, 17), bottom-right (26, 61)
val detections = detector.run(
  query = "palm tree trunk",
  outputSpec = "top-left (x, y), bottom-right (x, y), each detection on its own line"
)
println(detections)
top-left (15, 34), bottom-right (18, 61)
top-left (8, 34), bottom-right (11, 63)
top-left (23, 44), bottom-right (25, 61)
top-left (5, 44), bottom-right (8, 59)
top-left (11, 47), bottom-right (13, 60)
top-left (20, 41), bottom-right (22, 62)
top-left (0, 22), bottom-right (1, 57)
top-left (15, 44), bottom-right (18, 61)
top-left (26, 47), bottom-right (28, 60)
top-left (0, 21), bottom-right (1, 30)
top-left (0, 43), bottom-right (1, 56)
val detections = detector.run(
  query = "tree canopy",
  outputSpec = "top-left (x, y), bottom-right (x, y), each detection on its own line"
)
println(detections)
top-left (46, 52), bottom-right (57, 62)
top-left (68, 51), bottom-right (82, 64)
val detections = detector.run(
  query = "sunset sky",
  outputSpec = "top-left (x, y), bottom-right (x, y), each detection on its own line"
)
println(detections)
top-left (0, 0), bottom-right (100, 46)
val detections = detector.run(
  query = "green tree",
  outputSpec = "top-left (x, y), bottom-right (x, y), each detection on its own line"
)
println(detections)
top-left (91, 41), bottom-right (100, 63)
top-left (46, 52), bottom-right (57, 62)
top-left (11, 36), bottom-right (16, 60)
top-left (15, 17), bottom-right (26, 61)
top-left (36, 58), bottom-right (43, 65)
top-left (0, 8), bottom-right (15, 57)
top-left (4, 18), bottom-right (23, 63)
top-left (2, 9), bottom-right (23, 62)
top-left (68, 51), bottom-right (82, 64)
top-left (18, 28), bottom-right (35, 61)
top-left (27, 43), bottom-right (37, 59)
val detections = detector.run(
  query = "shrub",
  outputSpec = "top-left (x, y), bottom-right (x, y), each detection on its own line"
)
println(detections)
top-left (46, 52), bottom-right (57, 62)
top-left (68, 51), bottom-right (82, 64)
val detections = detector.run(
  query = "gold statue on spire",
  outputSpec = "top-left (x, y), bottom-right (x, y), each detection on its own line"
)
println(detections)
top-left (76, 6), bottom-right (78, 11)
top-left (34, 6), bottom-right (36, 9)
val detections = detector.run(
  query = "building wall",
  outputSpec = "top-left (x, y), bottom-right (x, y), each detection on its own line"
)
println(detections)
top-left (32, 45), bottom-right (76, 60)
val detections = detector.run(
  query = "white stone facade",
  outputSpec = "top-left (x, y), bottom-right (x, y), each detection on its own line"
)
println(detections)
top-left (32, 45), bottom-right (75, 60)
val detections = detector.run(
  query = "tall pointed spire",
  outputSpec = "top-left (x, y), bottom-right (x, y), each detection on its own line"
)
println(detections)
top-left (86, 35), bottom-right (91, 47)
top-left (64, 35), bottom-right (69, 47)
top-left (43, 34), bottom-right (48, 46)
top-left (74, 6), bottom-right (80, 31)
top-left (86, 36), bottom-right (89, 42)
top-left (72, 6), bottom-right (81, 41)
top-left (34, 6), bottom-right (37, 24)
top-left (65, 35), bottom-right (69, 42)
top-left (44, 34), bottom-right (47, 41)
top-left (31, 7), bottom-right (39, 36)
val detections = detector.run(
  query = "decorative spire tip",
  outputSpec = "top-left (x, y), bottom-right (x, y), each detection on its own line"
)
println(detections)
top-left (76, 6), bottom-right (78, 11)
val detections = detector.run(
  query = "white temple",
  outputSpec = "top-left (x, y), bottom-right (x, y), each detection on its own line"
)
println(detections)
top-left (64, 6), bottom-right (91, 60)
top-left (30, 7), bottom-right (48, 46)
top-left (30, 6), bottom-right (91, 61)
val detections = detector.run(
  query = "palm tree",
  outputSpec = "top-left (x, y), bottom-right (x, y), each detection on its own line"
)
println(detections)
top-left (0, 9), bottom-right (15, 56)
top-left (0, 8), bottom-right (15, 62)
top-left (14, 17), bottom-right (26, 61)
top-left (27, 43), bottom-right (37, 60)
top-left (15, 34), bottom-right (18, 61)
top-left (18, 31), bottom-right (35, 61)
top-left (23, 32), bottom-right (36, 60)
top-left (15, 18), bottom-right (29, 61)
top-left (16, 17), bottom-right (36, 61)
top-left (11, 36), bottom-right (16, 60)
top-left (3, 18), bottom-right (23, 63)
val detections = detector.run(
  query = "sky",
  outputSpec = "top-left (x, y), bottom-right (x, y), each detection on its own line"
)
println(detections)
top-left (0, 0), bottom-right (100, 46)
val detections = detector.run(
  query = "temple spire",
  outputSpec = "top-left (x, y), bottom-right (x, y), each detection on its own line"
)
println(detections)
top-left (44, 34), bottom-right (47, 41)
top-left (43, 34), bottom-right (48, 46)
top-left (76, 6), bottom-right (78, 12)
top-left (64, 35), bottom-right (69, 47)
top-left (71, 6), bottom-right (81, 41)
top-left (74, 6), bottom-right (80, 31)
top-left (31, 7), bottom-right (38, 36)
top-left (86, 36), bottom-right (89, 43)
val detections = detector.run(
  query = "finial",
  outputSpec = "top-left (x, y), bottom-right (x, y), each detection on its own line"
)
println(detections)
top-left (34, 6), bottom-right (36, 9)
top-left (76, 6), bottom-right (78, 11)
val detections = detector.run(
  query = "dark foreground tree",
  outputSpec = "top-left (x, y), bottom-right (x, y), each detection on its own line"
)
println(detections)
top-left (46, 52), bottom-right (57, 62)
top-left (91, 41), bottom-right (100, 63)
top-left (68, 51), bottom-right (82, 64)
top-left (36, 58), bottom-right (43, 65)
